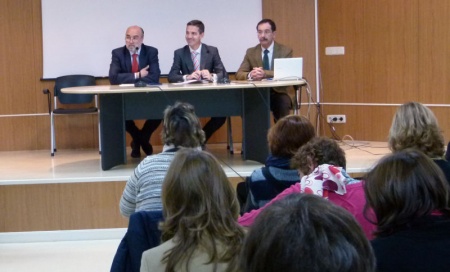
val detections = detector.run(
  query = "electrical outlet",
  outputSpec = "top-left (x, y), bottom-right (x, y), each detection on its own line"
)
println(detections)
top-left (327, 114), bottom-right (346, 123)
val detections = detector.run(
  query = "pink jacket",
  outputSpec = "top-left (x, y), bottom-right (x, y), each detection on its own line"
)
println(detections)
top-left (238, 182), bottom-right (376, 240)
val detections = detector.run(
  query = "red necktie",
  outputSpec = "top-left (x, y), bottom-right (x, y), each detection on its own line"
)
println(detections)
top-left (132, 53), bottom-right (139, 73)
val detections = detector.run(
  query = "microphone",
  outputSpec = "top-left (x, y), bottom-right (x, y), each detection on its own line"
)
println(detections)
top-left (133, 47), bottom-right (147, 87)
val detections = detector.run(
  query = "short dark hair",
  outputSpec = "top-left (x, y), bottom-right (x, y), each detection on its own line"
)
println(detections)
top-left (291, 137), bottom-right (346, 175)
top-left (268, 115), bottom-right (315, 158)
top-left (162, 102), bottom-right (205, 147)
top-left (364, 148), bottom-right (450, 237)
top-left (240, 194), bottom-right (376, 272)
top-left (187, 19), bottom-right (205, 34)
top-left (257, 18), bottom-right (276, 32)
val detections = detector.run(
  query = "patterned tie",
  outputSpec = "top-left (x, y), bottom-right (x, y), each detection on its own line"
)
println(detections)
top-left (132, 53), bottom-right (139, 73)
top-left (263, 49), bottom-right (270, 70)
top-left (191, 51), bottom-right (200, 71)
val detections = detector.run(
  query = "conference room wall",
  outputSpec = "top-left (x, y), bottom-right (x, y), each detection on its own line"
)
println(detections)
top-left (318, 0), bottom-right (450, 142)
top-left (0, 0), bottom-right (316, 152)
top-left (6, 1), bottom-right (449, 151)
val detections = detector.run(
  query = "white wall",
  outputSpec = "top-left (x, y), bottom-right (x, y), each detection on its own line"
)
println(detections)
top-left (41, 0), bottom-right (262, 78)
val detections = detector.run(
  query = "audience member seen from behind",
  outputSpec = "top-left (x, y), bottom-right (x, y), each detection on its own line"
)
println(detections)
top-left (389, 101), bottom-right (450, 184)
top-left (238, 137), bottom-right (376, 239)
top-left (119, 102), bottom-right (205, 217)
top-left (109, 25), bottom-right (162, 158)
top-left (168, 19), bottom-right (228, 145)
top-left (140, 148), bottom-right (245, 272)
top-left (240, 194), bottom-right (376, 272)
top-left (239, 115), bottom-right (315, 213)
top-left (235, 18), bottom-right (294, 122)
top-left (364, 149), bottom-right (450, 271)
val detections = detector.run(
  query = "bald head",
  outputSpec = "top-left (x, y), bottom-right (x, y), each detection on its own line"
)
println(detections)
top-left (125, 25), bottom-right (144, 52)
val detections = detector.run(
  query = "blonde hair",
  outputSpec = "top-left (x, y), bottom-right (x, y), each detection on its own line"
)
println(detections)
top-left (388, 102), bottom-right (444, 158)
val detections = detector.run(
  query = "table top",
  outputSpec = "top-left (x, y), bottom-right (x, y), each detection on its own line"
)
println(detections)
top-left (61, 79), bottom-right (306, 94)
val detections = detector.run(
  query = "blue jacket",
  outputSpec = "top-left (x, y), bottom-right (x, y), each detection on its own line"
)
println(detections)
top-left (110, 210), bottom-right (164, 272)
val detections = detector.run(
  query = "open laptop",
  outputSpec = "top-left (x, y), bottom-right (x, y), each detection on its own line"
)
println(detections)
top-left (273, 57), bottom-right (303, 80)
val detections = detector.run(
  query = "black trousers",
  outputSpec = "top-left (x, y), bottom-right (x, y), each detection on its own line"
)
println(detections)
top-left (125, 119), bottom-right (161, 144)
top-left (203, 117), bottom-right (226, 143)
top-left (270, 90), bottom-right (292, 122)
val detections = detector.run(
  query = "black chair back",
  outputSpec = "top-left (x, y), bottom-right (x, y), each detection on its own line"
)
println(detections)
top-left (54, 75), bottom-right (95, 104)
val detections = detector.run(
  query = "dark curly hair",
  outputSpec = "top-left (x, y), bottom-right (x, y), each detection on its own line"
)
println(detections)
top-left (291, 137), bottom-right (346, 175)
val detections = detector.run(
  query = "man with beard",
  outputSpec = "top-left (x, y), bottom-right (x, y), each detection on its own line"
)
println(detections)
top-left (109, 25), bottom-right (161, 158)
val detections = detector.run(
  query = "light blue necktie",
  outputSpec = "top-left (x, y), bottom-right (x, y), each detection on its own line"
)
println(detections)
top-left (191, 51), bottom-right (200, 71)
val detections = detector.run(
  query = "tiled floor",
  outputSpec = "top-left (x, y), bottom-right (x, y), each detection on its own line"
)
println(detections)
top-left (0, 239), bottom-right (120, 272)
top-left (0, 141), bottom-right (390, 272)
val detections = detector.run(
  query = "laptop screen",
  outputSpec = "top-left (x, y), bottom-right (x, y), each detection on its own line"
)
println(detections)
top-left (273, 57), bottom-right (303, 80)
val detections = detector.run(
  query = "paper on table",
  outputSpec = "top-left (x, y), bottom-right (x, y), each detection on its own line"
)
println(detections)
top-left (171, 79), bottom-right (210, 85)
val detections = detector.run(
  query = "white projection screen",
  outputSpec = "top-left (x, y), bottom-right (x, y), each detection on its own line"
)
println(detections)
top-left (41, 0), bottom-right (262, 79)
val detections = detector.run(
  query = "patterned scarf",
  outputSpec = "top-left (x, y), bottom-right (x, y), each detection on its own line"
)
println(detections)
top-left (300, 164), bottom-right (356, 198)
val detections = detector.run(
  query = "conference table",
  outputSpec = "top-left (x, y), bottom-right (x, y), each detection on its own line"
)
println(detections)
top-left (62, 80), bottom-right (305, 170)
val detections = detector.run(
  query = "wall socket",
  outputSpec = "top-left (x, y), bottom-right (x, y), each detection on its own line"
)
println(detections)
top-left (327, 114), bottom-right (346, 123)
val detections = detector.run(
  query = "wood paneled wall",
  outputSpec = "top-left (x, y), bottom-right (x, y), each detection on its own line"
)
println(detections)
top-left (2, 0), bottom-right (448, 151)
top-left (0, 177), bottom-right (243, 232)
top-left (0, 181), bottom-right (128, 232)
top-left (318, 0), bottom-right (450, 141)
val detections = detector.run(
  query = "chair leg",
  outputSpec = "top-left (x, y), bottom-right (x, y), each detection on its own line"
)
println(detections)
top-left (227, 117), bottom-right (234, 154)
top-left (50, 113), bottom-right (56, 156)
top-left (294, 85), bottom-right (303, 115)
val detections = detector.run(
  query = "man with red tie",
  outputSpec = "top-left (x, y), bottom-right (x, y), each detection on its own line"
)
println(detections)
top-left (109, 25), bottom-right (161, 158)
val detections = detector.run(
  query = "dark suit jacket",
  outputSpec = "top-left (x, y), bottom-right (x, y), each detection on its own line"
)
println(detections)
top-left (235, 41), bottom-right (293, 93)
top-left (167, 44), bottom-right (227, 83)
top-left (110, 210), bottom-right (163, 272)
top-left (109, 44), bottom-right (161, 85)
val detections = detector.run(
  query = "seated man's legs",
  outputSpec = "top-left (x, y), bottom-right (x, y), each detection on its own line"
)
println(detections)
top-left (125, 120), bottom-right (142, 158)
top-left (203, 117), bottom-right (226, 143)
top-left (270, 90), bottom-right (292, 122)
top-left (141, 119), bottom-right (162, 155)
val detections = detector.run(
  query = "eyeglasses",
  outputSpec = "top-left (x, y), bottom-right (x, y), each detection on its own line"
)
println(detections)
top-left (257, 30), bottom-right (273, 35)
top-left (125, 36), bottom-right (141, 42)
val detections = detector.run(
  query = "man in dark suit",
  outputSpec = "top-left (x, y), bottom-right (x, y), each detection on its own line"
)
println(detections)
top-left (168, 20), bottom-right (228, 145)
top-left (109, 25), bottom-right (161, 158)
top-left (236, 19), bottom-right (293, 122)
